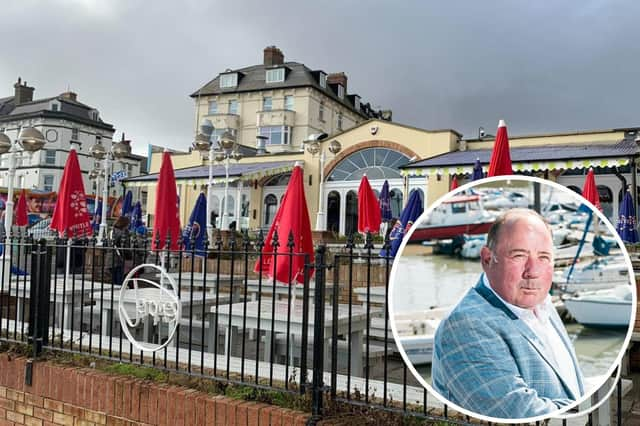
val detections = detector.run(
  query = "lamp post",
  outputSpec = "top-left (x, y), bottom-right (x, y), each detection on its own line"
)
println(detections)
top-left (192, 123), bottom-right (243, 232)
top-left (89, 138), bottom-right (131, 241)
top-left (303, 134), bottom-right (341, 231)
top-left (0, 127), bottom-right (46, 234)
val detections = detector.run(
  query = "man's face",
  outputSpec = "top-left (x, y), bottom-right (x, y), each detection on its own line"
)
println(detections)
top-left (480, 215), bottom-right (554, 309)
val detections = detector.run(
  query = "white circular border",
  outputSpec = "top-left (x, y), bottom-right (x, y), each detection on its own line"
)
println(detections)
top-left (387, 175), bottom-right (638, 423)
top-left (118, 263), bottom-right (182, 353)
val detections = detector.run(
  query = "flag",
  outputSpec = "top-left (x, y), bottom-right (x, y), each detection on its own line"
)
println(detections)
top-left (380, 190), bottom-right (423, 258)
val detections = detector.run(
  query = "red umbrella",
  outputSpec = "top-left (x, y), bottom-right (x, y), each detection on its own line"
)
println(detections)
top-left (358, 174), bottom-right (382, 234)
top-left (152, 151), bottom-right (181, 251)
top-left (582, 168), bottom-right (602, 211)
top-left (15, 189), bottom-right (28, 227)
top-left (487, 119), bottom-right (513, 177)
top-left (50, 149), bottom-right (92, 238)
top-left (450, 175), bottom-right (459, 191)
top-left (254, 164), bottom-right (314, 284)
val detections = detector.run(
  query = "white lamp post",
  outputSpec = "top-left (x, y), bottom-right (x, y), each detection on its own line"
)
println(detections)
top-left (0, 127), bottom-right (46, 234)
top-left (303, 134), bottom-right (341, 231)
top-left (193, 121), bottom-right (215, 241)
top-left (89, 138), bottom-right (131, 242)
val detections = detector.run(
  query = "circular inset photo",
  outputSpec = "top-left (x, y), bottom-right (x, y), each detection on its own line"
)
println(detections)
top-left (388, 175), bottom-right (636, 423)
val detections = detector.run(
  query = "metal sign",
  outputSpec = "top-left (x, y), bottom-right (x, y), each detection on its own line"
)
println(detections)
top-left (111, 169), bottom-right (128, 184)
top-left (118, 264), bottom-right (181, 352)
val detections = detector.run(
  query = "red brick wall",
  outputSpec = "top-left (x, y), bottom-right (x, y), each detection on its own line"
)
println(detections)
top-left (0, 354), bottom-right (309, 425)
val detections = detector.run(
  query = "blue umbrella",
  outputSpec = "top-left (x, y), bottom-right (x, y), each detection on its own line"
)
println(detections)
top-left (380, 189), bottom-right (423, 258)
top-left (130, 201), bottom-right (144, 231)
top-left (617, 190), bottom-right (638, 243)
top-left (379, 180), bottom-right (392, 222)
top-left (471, 158), bottom-right (484, 181)
top-left (182, 192), bottom-right (207, 257)
top-left (121, 190), bottom-right (133, 218)
top-left (91, 199), bottom-right (102, 233)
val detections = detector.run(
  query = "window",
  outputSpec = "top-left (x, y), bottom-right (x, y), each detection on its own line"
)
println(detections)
top-left (228, 99), bottom-right (238, 115)
top-left (319, 102), bottom-right (325, 121)
top-left (208, 100), bottom-right (218, 114)
top-left (96, 135), bottom-right (101, 144)
top-left (262, 97), bottom-right (272, 111)
top-left (319, 72), bottom-right (327, 88)
top-left (220, 73), bottom-right (238, 88)
top-left (18, 176), bottom-right (24, 188)
top-left (44, 150), bottom-right (56, 165)
top-left (354, 96), bottom-right (360, 111)
top-left (337, 85), bottom-right (344, 99)
top-left (212, 128), bottom-right (237, 144)
top-left (71, 128), bottom-right (79, 140)
top-left (337, 113), bottom-right (343, 130)
top-left (265, 68), bottom-right (285, 83)
top-left (90, 110), bottom-right (99, 120)
top-left (264, 194), bottom-right (278, 225)
top-left (51, 103), bottom-right (59, 112)
top-left (259, 126), bottom-right (291, 145)
top-left (284, 95), bottom-right (294, 111)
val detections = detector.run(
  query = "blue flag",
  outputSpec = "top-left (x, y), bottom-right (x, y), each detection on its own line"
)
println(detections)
top-left (182, 192), bottom-right (207, 257)
top-left (380, 190), bottom-right (423, 258)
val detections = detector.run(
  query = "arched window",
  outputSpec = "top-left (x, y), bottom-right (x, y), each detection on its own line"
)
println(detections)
top-left (327, 191), bottom-right (341, 234)
top-left (264, 194), bottom-right (278, 226)
top-left (390, 189), bottom-right (403, 218)
top-left (597, 185), bottom-right (613, 219)
top-left (222, 195), bottom-right (235, 218)
top-left (211, 195), bottom-right (220, 227)
top-left (327, 148), bottom-right (411, 181)
top-left (345, 190), bottom-right (358, 236)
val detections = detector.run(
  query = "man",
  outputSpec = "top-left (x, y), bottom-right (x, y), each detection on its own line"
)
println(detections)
top-left (431, 208), bottom-right (584, 419)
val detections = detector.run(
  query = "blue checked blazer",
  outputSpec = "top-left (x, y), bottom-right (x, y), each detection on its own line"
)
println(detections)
top-left (431, 276), bottom-right (584, 419)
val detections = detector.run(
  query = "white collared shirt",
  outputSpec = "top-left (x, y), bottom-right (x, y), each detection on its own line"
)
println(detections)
top-left (482, 274), bottom-right (581, 397)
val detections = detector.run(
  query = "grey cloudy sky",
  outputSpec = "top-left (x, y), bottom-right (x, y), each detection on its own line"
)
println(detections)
top-left (2, 0), bottom-right (639, 155)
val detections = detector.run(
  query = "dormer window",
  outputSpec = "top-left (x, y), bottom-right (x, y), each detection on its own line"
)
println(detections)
top-left (50, 101), bottom-right (60, 112)
top-left (337, 85), bottom-right (344, 99)
top-left (90, 109), bottom-right (100, 121)
top-left (319, 72), bottom-right (327, 88)
top-left (220, 73), bottom-right (238, 88)
top-left (266, 68), bottom-right (285, 83)
top-left (354, 96), bottom-right (361, 111)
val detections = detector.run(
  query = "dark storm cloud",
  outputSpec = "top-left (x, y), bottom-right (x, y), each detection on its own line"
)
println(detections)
top-left (1, 0), bottom-right (639, 154)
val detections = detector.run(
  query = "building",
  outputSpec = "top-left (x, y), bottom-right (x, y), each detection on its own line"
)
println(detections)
top-left (0, 78), bottom-right (145, 205)
top-left (191, 46), bottom-right (390, 153)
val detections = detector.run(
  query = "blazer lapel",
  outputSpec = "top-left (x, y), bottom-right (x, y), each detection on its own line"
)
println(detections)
top-left (474, 278), bottom-right (580, 399)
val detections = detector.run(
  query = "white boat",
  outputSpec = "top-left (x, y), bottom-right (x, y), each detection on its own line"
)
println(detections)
top-left (563, 285), bottom-right (633, 328)
top-left (399, 334), bottom-right (436, 365)
top-left (482, 190), bottom-right (530, 210)
top-left (395, 308), bottom-right (447, 365)
top-left (460, 234), bottom-right (486, 259)
top-left (553, 257), bottom-right (630, 293)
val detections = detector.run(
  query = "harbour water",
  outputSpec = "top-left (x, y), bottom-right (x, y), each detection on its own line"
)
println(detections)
top-left (391, 254), bottom-right (628, 385)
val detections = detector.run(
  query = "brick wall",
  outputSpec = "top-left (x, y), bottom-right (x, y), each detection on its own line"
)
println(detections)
top-left (0, 354), bottom-right (309, 425)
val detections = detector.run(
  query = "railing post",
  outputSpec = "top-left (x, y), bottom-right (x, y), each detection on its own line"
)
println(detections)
top-left (28, 239), bottom-right (51, 356)
top-left (310, 245), bottom-right (327, 422)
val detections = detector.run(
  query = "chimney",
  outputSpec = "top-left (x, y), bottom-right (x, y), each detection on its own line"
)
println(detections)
top-left (60, 91), bottom-right (78, 102)
top-left (13, 77), bottom-right (35, 105)
top-left (263, 46), bottom-right (284, 66)
top-left (327, 73), bottom-right (347, 92)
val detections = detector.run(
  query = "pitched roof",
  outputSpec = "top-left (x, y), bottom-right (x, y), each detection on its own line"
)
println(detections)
top-left (191, 62), bottom-right (373, 119)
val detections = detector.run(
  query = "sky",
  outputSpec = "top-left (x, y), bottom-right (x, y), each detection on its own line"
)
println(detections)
top-left (2, 0), bottom-right (640, 156)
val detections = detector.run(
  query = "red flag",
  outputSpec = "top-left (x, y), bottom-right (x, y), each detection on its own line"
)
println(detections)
top-left (15, 189), bottom-right (28, 226)
top-left (357, 174), bottom-right (382, 234)
top-left (152, 151), bottom-right (181, 250)
top-left (450, 175), bottom-right (459, 191)
top-left (50, 150), bottom-right (92, 238)
top-left (582, 168), bottom-right (602, 211)
top-left (487, 119), bottom-right (513, 177)
top-left (254, 164), bottom-right (314, 284)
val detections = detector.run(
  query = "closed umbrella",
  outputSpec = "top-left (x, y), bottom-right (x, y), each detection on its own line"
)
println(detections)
top-left (617, 189), bottom-right (638, 243)
top-left (357, 174), bottom-right (381, 234)
top-left (487, 119), bottom-right (513, 177)
top-left (472, 158), bottom-right (484, 181)
top-left (182, 192), bottom-right (207, 257)
top-left (581, 168), bottom-right (601, 210)
top-left (121, 190), bottom-right (133, 218)
top-left (15, 189), bottom-right (28, 227)
top-left (254, 163), bottom-right (314, 284)
top-left (130, 201), bottom-right (144, 231)
top-left (152, 151), bottom-right (181, 251)
top-left (380, 190), bottom-right (423, 258)
top-left (450, 176), bottom-right (459, 191)
top-left (379, 180), bottom-right (392, 222)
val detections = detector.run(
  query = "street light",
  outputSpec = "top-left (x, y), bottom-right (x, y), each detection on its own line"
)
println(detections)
top-left (89, 138), bottom-right (131, 241)
top-left (0, 127), bottom-right (46, 234)
top-left (303, 133), bottom-right (341, 231)
top-left (192, 123), bottom-right (243, 232)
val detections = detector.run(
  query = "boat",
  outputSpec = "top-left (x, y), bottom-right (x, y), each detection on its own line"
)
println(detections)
top-left (482, 190), bottom-right (530, 210)
top-left (562, 285), bottom-right (633, 328)
top-left (553, 256), bottom-right (630, 293)
top-left (394, 308), bottom-right (448, 365)
top-left (410, 194), bottom-right (495, 242)
top-left (398, 333), bottom-right (436, 365)
top-left (460, 234), bottom-right (486, 259)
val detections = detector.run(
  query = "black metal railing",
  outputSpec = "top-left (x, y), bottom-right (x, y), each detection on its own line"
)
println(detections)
top-left (0, 229), bottom-right (625, 425)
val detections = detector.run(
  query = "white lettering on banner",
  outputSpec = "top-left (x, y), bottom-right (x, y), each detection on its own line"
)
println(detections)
top-left (118, 264), bottom-right (181, 352)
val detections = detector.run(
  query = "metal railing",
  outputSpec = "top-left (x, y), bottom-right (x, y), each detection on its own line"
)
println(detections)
top-left (0, 229), bottom-right (625, 425)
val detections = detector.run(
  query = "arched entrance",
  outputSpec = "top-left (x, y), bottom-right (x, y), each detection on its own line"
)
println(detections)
top-left (345, 190), bottom-right (358, 236)
top-left (327, 191), bottom-right (341, 234)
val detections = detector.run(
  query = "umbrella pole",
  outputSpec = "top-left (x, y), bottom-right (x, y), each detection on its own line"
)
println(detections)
top-left (65, 238), bottom-right (72, 283)
top-left (289, 284), bottom-right (297, 371)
